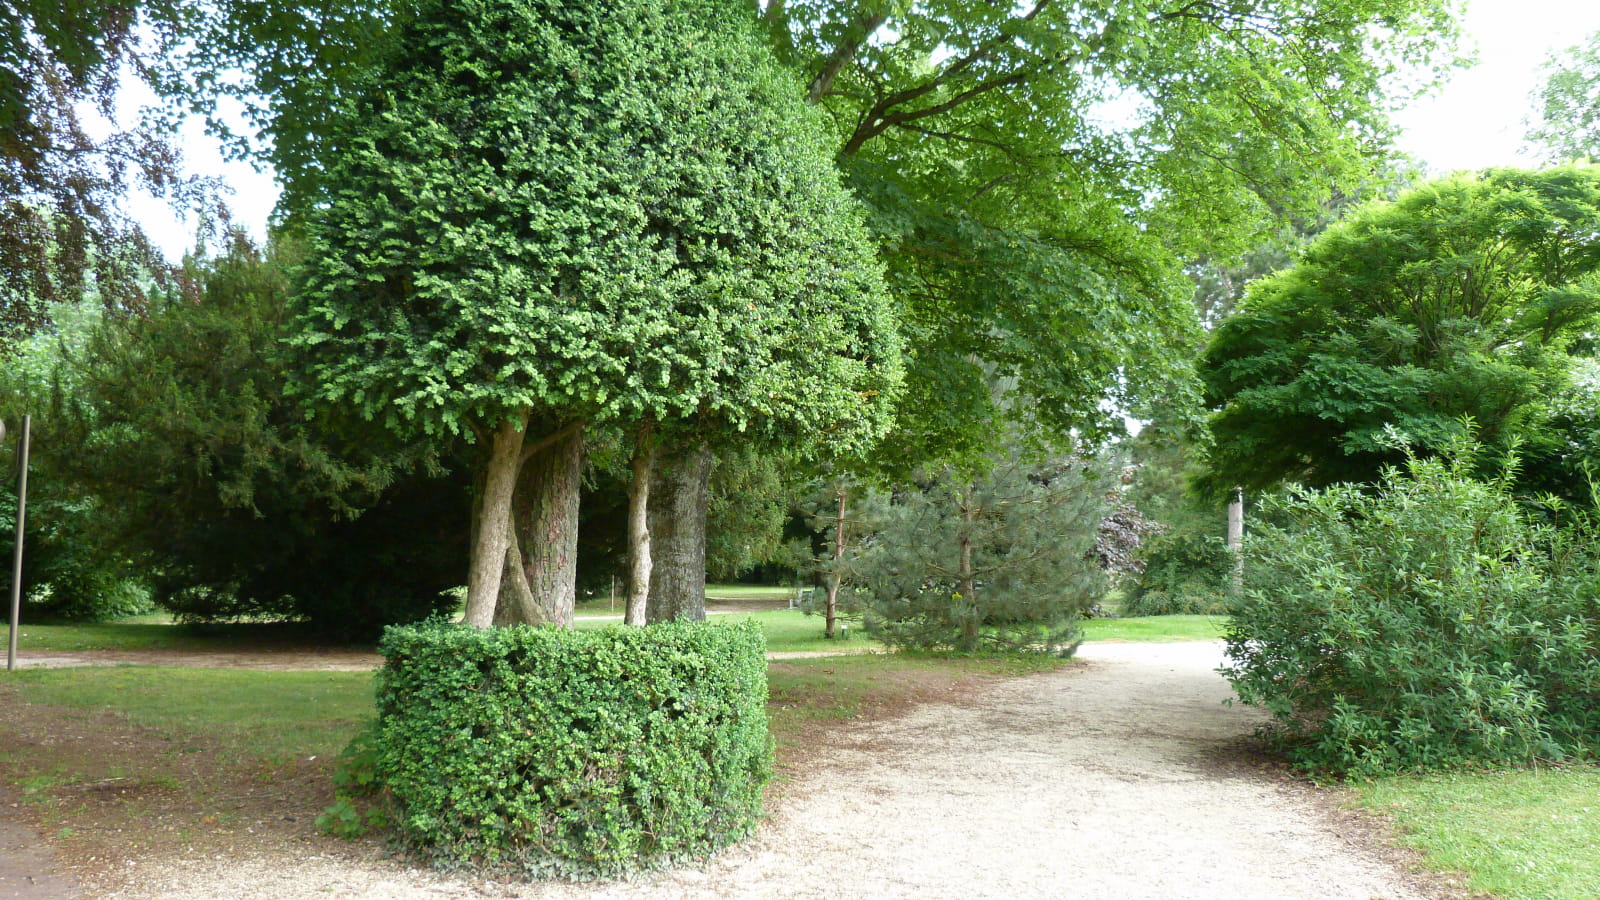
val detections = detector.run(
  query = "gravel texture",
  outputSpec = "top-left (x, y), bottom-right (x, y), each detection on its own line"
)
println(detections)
top-left (60, 641), bottom-right (1455, 900)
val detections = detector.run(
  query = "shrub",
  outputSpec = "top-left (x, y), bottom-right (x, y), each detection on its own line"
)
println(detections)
top-left (1223, 446), bottom-right (1600, 777)
top-left (1127, 531), bottom-right (1233, 614)
top-left (850, 452), bottom-right (1108, 655)
top-left (1119, 587), bottom-right (1227, 617)
top-left (373, 620), bottom-right (772, 878)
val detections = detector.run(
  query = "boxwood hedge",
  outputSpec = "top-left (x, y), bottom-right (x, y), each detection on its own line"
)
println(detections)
top-left (374, 619), bottom-right (772, 877)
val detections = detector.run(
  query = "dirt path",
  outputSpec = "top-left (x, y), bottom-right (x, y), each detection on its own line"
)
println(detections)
top-left (39, 641), bottom-right (1460, 900)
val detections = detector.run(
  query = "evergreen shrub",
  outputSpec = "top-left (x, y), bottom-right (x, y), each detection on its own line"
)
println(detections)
top-left (1224, 447), bottom-right (1600, 777)
top-left (1127, 531), bottom-right (1233, 615)
top-left (374, 620), bottom-right (772, 877)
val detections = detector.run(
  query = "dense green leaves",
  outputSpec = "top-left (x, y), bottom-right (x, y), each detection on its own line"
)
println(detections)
top-left (292, 0), bottom-right (900, 450)
top-left (1224, 446), bottom-right (1600, 776)
top-left (1200, 167), bottom-right (1600, 496)
top-left (374, 620), bottom-right (771, 876)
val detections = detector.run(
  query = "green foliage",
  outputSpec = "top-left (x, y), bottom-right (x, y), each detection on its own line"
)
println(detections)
top-left (318, 724), bottom-right (391, 839)
top-left (850, 451), bottom-right (1110, 655)
top-left (373, 620), bottom-right (772, 877)
top-left (290, 0), bottom-right (900, 450)
top-left (45, 237), bottom-right (464, 636)
top-left (1124, 533), bottom-right (1233, 616)
top-left (1202, 167), bottom-right (1600, 499)
top-left (1224, 445), bottom-right (1600, 777)
top-left (1528, 31), bottom-right (1600, 163)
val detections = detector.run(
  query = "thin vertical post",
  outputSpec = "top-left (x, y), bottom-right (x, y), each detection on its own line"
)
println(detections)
top-left (9, 415), bottom-right (31, 672)
top-left (1227, 487), bottom-right (1244, 596)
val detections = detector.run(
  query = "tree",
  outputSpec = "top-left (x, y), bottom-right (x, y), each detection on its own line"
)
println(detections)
top-left (849, 447), bottom-right (1114, 655)
top-left (761, 0), bottom-right (1462, 467)
top-left (1199, 167), bottom-right (1600, 497)
top-left (290, 0), bottom-right (901, 626)
top-left (0, 0), bottom-right (204, 354)
top-left (40, 236), bottom-right (465, 636)
top-left (1528, 31), bottom-right (1600, 163)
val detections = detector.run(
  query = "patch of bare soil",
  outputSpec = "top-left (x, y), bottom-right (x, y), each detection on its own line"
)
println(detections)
top-left (1, 643), bottom-right (1475, 900)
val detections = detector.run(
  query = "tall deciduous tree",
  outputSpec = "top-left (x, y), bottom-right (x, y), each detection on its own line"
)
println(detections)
top-left (0, 0), bottom-right (202, 354)
top-left (1528, 30), bottom-right (1600, 163)
top-left (762, 0), bottom-right (1462, 467)
top-left (1199, 167), bottom-right (1600, 497)
top-left (291, 0), bottom-right (900, 626)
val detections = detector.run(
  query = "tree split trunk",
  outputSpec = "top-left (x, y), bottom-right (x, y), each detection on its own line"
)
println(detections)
top-left (463, 410), bottom-right (529, 629)
top-left (647, 440), bottom-right (712, 623)
top-left (498, 423), bottom-right (584, 627)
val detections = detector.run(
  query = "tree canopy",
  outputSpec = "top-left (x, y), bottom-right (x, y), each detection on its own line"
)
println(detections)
top-left (1199, 166), bottom-right (1600, 497)
top-left (758, 0), bottom-right (1463, 470)
top-left (290, 0), bottom-right (901, 622)
top-left (1528, 30), bottom-right (1600, 163)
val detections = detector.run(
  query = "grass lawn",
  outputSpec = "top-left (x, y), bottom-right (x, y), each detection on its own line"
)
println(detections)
top-left (1079, 614), bottom-right (1226, 643)
top-left (4, 667), bottom-right (376, 763)
top-left (1357, 767), bottom-right (1600, 900)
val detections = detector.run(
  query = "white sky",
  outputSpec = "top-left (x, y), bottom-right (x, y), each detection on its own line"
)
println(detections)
top-left (129, 0), bottom-right (1600, 261)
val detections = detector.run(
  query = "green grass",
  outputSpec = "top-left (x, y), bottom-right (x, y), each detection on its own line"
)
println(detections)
top-left (1080, 614), bottom-right (1226, 642)
top-left (573, 608), bottom-right (880, 654)
top-left (1357, 767), bottom-right (1600, 900)
top-left (6, 667), bottom-right (376, 762)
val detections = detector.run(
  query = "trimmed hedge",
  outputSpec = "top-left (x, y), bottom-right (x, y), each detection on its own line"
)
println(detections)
top-left (374, 620), bottom-right (772, 877)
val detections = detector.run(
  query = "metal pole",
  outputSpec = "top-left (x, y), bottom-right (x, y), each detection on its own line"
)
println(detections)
top-left (9, 415), bottom-right (30, 672)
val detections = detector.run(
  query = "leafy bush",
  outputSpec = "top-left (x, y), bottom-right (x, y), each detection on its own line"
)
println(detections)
top-left (1127, 531), bottom-right (1233, 615)
top-left (1223, 447), bottom-right (1600, 777)
top-left (373, 620), bottom-right (772, 877)
top-left (1119, 587), bottom-right (1226, 617)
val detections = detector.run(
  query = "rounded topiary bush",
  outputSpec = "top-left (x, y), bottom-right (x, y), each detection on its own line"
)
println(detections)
top-left (374, 620), bottom-right (772, 878)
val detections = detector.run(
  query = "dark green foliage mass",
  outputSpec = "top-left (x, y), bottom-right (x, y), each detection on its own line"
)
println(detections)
top-left (1200, 167), bottom-right (1600, 497)
top-left (49, 237), bottom-right (464, 636)
top-left (374, 620), bottom-right (771, 876)
top-left (1224, 446), bottom-right (1600, 777)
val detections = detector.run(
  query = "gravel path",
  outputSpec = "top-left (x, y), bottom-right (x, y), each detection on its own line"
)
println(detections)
top-left (64, 641), bottom-right (1449, 900)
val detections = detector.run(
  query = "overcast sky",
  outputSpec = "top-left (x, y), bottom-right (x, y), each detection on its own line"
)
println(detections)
top-left (130, 0), bottom-right (1600, 260)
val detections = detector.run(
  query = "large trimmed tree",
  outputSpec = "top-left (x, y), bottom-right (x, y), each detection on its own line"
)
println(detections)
top-left (291, 0), bottom-right (900, 626)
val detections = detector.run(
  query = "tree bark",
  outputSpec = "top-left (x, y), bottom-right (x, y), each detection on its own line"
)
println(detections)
top-left (957, 484), bottom-right (979, 651)
top-left (823, 486), bottom-right (847, 639)
top-left (624, 424), bottom-right (656, 626)
top-left (501, 424), bottom-right (584, 627)
top-left (463, 410), bottom-right (528, 628)
top-left (647, 440), bottom-right (712, 623)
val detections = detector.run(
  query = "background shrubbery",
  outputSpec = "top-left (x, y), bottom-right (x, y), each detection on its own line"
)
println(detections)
top-left (1223, 446), bottom-right (1600, 777)
top-left (372, 620), bottom-right (772, 877)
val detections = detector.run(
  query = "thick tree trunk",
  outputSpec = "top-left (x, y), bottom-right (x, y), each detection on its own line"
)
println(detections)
top-left (647, 441), bottom-right (712, 623)
top-left (957, 484), bottom-right (979, 651)
top-left (500, 424), bottom-right (584, 627)
top-left (463, 410), bottom-right (529, 628)
top-left (624, 424), bottom-right (655, 626)
top-left (823, 487), bottom-right (847, 639)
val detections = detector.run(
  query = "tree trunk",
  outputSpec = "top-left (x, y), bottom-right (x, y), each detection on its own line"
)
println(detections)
top-left (624, 424), bottom-right (655, 626)
top-left (823, 486), bottom-right (847, 639)
top-left (502, 424), bottom-right (584, 627)
top-left (957, 484), bottom-right (979, 651)
top-left (647, 441), bottom-right (712, 623)
top-left (463, 410), bottom-right (528, 628)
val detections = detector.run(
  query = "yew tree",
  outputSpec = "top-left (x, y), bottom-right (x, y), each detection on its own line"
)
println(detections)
top-left (292, 0), bottom-right (900, 626)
